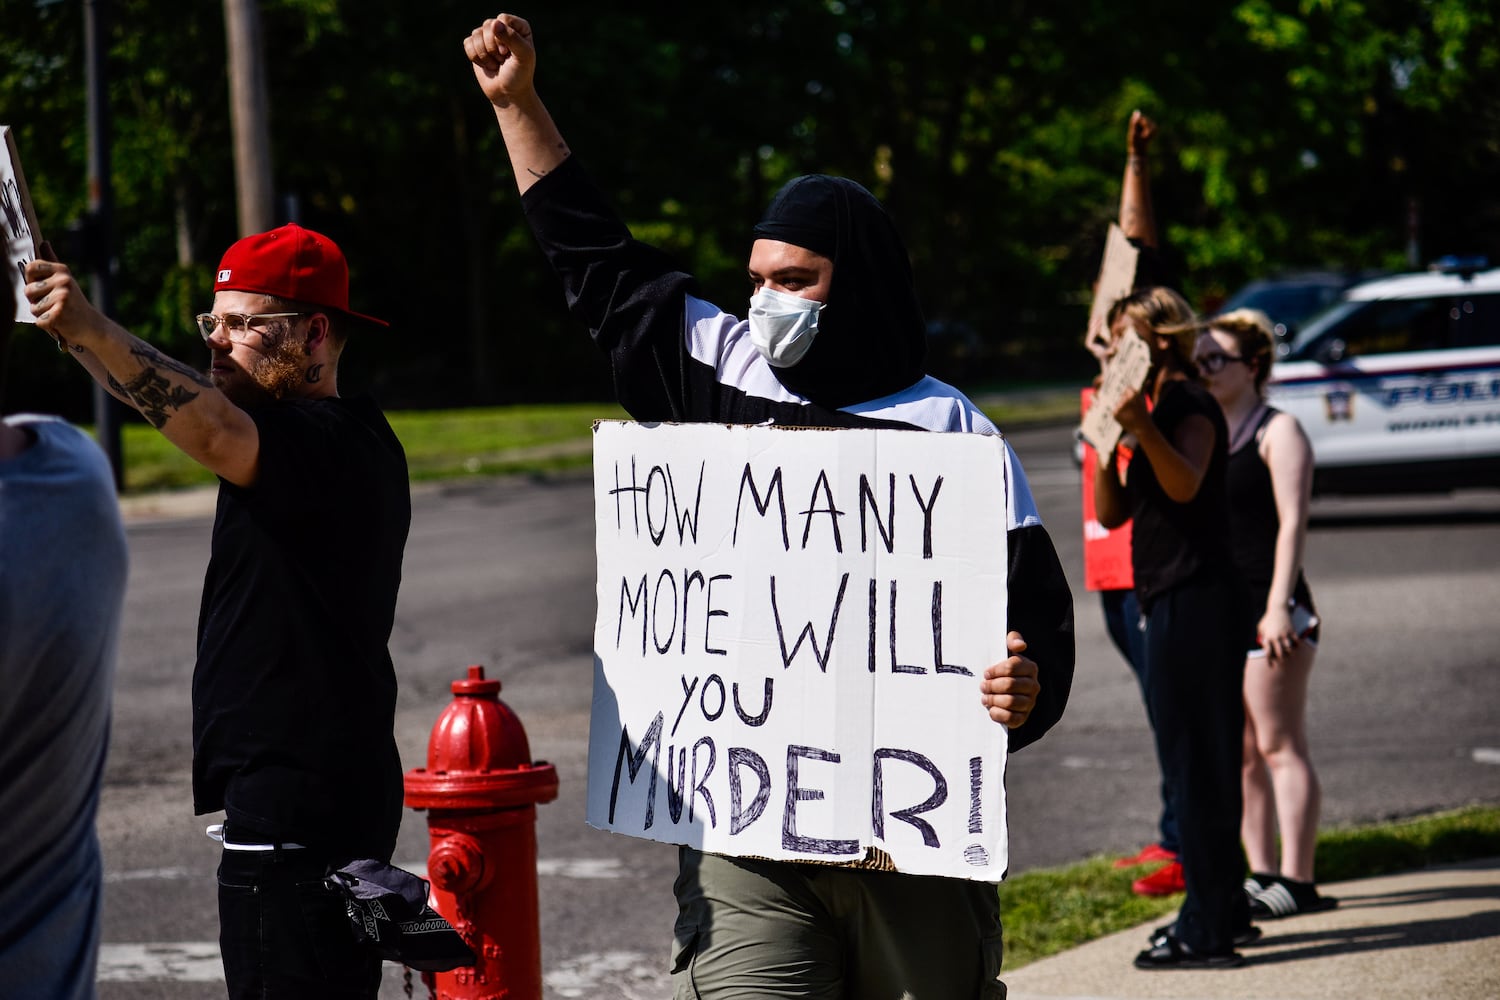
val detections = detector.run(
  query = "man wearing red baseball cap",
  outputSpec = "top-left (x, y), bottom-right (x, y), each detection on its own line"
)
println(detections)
top-left (27, 224), bottom-right (410, 998)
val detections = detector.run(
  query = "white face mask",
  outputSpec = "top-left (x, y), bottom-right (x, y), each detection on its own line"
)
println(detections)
top-left (748, 287), bottom-right (825, 368)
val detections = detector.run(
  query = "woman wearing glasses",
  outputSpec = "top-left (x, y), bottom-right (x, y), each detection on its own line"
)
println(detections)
top-left (1195, 309), bottom-right (1336, 920)
top-left (1093, 288), bottom-right (1253, 969)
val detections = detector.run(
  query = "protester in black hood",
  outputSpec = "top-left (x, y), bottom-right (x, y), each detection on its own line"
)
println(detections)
top-left (467, 14), bottom-right (1075, 999)
top-left (750, 174), bottom-right (927, 408)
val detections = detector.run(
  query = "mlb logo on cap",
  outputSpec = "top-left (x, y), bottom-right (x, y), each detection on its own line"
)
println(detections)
top-left (213, 223), bottom-right (386, 328)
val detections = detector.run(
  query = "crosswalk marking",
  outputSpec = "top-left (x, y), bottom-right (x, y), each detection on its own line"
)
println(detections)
top-left (98, 942), bottom-right (668, 994)
top-left (99, 856), bottom-right (635, 984)
top-left (97, 943), bottom-right (224, 982)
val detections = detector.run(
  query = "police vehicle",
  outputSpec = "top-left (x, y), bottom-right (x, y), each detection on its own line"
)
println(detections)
top-left (1267, 259), bottom-right (1500, 495)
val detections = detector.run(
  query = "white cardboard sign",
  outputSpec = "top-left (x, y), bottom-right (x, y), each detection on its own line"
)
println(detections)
top-left (587, 421), bottom-right (1012, 881)
top-left (2, 126), bottom-right (44, 324)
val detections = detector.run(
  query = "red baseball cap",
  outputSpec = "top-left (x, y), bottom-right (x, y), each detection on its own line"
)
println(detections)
top-left (213, 223), bottom-right (387, 328)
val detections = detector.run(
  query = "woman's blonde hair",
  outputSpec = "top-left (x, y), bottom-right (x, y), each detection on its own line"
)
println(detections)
top-left (1105, 286), bottom-right (1199, 372)
top-left (1205, 308), bottom-right (1276, 393)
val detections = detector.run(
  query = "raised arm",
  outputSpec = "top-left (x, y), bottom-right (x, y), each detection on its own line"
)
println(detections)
top-left (464, 14), bottom-right (570, 195)
top-left (1115, 381), bottom-right (1216, 504)
top-left (25, 258), bottom-right (260, 486)
top-left (1119, 110), bottom-right (1158, 248)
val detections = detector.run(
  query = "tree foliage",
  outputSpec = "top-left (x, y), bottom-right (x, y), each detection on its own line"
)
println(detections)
top-left (3, 0), bottom-right (1496, 418)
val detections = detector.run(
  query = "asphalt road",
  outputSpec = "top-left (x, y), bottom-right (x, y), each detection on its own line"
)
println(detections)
top-left (94, 422), bottom-right (1500, 999)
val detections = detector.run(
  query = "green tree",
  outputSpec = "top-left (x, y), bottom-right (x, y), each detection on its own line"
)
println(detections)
top-left (4, 0), bottom-right (1497, 420)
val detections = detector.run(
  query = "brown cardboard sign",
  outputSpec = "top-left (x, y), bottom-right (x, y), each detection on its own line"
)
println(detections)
top-left (1079, 330), bottom-right (1152, 458)
top-left (1084, 223), bottom-right (1139, 360)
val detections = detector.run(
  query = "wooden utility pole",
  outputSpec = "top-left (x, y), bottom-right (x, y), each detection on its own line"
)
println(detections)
top-left (83, 0), bottom-right (122, 489)
top-left (223, 0), bottom-right (275, 234)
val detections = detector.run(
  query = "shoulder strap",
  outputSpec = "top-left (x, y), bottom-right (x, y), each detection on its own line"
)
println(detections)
top-left (1252, 405), bottom-right (1280, 447)
top-left (1228, 402), bottom-right (1269, 454)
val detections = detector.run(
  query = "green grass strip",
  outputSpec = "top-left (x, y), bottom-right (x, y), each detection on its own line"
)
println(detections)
top-left (104, 392), bottom-right (1081, 494)
top-left (112, 402), bottom-right (629, 494)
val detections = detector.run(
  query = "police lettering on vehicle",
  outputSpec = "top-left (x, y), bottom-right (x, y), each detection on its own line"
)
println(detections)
top-left (1376, 376), bottom-right (1500, 408)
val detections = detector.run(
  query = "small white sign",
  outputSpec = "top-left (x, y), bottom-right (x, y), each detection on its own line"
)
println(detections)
top-left (587, 421), bottom-right (1012, 881)
top-left (2, 126), bottom-right (44, 324)
top-left (1080, 331), bottom-right (1153, 458)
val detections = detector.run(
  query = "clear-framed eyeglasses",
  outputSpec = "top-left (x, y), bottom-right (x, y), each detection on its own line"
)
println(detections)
top-left (195, 311), bottom-right (308, 344)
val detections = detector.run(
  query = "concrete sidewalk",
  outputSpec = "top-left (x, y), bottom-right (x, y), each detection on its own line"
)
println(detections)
top-left (1004, 856), bottom-right (1500, 1000)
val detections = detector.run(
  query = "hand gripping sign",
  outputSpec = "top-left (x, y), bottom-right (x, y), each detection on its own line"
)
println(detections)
top-left (587, 421), bottom-right (1012, 881)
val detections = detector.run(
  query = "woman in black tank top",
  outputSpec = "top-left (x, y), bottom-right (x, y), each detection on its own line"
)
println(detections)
top-left (1196, 309), bottom-right (1336, 919)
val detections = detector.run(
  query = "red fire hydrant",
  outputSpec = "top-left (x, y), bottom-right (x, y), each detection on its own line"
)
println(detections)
top-left (405, 665), bottom-right (559, 999)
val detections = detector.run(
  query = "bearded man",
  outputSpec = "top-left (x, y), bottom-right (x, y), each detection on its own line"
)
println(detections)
top-left (26, 224), bottom-right (411, 999)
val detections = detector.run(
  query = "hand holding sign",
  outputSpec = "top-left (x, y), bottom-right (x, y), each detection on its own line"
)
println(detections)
top-left (1079, 329), bottom-right (1152, 459)
top-left (979, 632), bottom-right (1039, 728)
top-left (25, 253), bottom-right (108, 354)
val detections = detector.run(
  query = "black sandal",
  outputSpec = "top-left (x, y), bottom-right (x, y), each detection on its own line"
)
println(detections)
top-left (1134, 930), bottom-right (1246, 970)
top-left (1150, 920), bottom-right (1262, 948)
top-left (1248, 875), bottom-right (1339, 919)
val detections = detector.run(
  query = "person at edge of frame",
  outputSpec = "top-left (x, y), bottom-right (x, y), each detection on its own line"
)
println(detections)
top-left (1, 244), bottom-right (128, 1000)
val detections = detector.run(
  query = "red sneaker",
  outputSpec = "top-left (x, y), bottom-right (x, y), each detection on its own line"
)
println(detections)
top-left (1133, 861), bottom-right (1186, 897)
top-left (1113, 843), bottom-right (1178, 869)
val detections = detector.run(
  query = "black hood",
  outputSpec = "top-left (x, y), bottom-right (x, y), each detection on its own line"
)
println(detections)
top-left (751, 175), bottom-right (927, 408)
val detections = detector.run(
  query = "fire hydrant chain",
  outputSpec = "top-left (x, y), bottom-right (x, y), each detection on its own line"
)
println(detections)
top-left (405, 665), bottom-right (559, 1000)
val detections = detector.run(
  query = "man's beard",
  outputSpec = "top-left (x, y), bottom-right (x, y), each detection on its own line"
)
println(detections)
top-left (212, 344), bottom-right (306, 406)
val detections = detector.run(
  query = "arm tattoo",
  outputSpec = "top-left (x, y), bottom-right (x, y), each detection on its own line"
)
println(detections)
top-left (130, 342), bottom-right (213, 388)
top-left (117, 342), bottom-right (212, 429)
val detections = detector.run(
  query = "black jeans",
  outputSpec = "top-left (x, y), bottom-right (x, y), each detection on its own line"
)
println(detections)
top-left (1102, 587), bottom-right (1180, 854)
top-left (218, 847), bottom-right (382, 999)
top-left (1141, 576), bottom-right (1251, 954)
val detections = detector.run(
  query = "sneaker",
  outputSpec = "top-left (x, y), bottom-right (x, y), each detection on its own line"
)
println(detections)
top-left (1133, 928), bottom-right (1245, 970)
top-left (1247, 875), bottom-right (1339, 919)
top-left (1113, 843), bottom-right (1178, 869)
top-left (1132, 860), bottom-right (1185, 897)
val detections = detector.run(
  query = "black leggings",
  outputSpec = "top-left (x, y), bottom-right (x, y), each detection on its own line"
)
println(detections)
top-left (1143, 575), bottom-right (1251, 953)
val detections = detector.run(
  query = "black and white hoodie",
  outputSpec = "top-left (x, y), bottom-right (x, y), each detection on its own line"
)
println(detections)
top-left (521, 158), bottom-right (1074, 751)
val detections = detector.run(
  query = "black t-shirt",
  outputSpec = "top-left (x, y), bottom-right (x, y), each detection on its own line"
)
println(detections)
top-left (1125, 379), bottom-right (1233, 609)
top-left (192, 395), bottom-right (410, 860)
